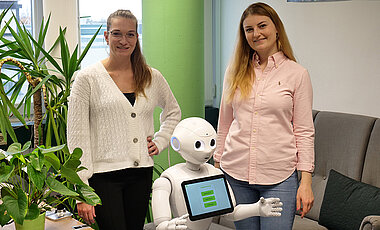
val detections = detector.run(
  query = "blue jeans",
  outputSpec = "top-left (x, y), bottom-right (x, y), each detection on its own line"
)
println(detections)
top-left (224, 171), bottom-right (298, 230)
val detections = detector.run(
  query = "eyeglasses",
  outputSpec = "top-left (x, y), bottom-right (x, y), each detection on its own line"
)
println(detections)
top-left (108, 30), bottom-right (137, 40)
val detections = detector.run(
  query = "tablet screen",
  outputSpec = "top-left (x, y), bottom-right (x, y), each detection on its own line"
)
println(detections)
top-left (181, 174), bottom-right (234, 221)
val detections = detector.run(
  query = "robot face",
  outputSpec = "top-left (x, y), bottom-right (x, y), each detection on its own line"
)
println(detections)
top-left (194, 138), bottom-right (216, 151)
top-left (191, 136), bottom-right (216, 163)
top-left (171, 117), bottom-right (217, 165)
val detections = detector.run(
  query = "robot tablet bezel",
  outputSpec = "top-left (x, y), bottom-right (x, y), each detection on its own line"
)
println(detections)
top-left (181, 174), bottom-right (234, 221)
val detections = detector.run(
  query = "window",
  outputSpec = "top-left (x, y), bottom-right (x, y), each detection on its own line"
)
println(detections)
top-left (79, 0), bottom-right (142, 68)
top-left (0, 0), bottom-right (32, 104)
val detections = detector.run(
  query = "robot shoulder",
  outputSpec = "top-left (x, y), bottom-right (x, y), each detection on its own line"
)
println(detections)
top-left (152, 177), bottom-right (172, 192)
top-left (204, 162), bottom-right (223, 175)
top-left (161, 163), bottom-right (186, 177)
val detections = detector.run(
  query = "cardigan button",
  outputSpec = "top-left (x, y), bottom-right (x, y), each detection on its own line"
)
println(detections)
top-left (323, 176), bottom-right (327, 180)
top-left (133, 138), bottom-right (138, 143)
top-left (131, 113), bottom-right (136, 118)
top-left (134, 161), bottom-right (139, 166)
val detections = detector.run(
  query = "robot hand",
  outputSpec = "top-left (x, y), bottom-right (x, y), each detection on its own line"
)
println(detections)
top-left (156, 214), bottom-right (189, 230)
top-left (258, 197), bottom-right (283, 217)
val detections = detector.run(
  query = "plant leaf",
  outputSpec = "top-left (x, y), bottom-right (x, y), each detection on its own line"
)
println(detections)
top-left (0, 187), bottom-right (14, 198)
top-left (2, 189), bottom-right (28, 225)
top-left (63, 148), bottom-right (82, 170)
top-left (76, 184), bottom-right (102, 206)
top-left (0, 4), bottom-right (12, 25)
top-left (0, 72), bottom-right (15, 82)
top-left (0, 103), bottom-right (16, 143)
top-left (59, 27), bottom-right (70, 77)
top-left (0, 80), bottom-right (29, 123)
top-left (38, 144), bottom-right (65, 153)
top-left (27, 32), bottom-right (64, 73)
top-left (63, 159), bottom-right (81, 171)
top-left (76, 166), bottom-right (87, 172)
top-left (24, 203), bottom-right (40, 220)
top-left (22, 141), bottom-right (31, 152)
top-left (0, 108), bottom-right (15, 143)
top-left (35, 14), bottom-right (51, 62)
top-left (25, 74), bottom-right (52, 101)
top-left (77, 25), bottom-right (102, 68)
top-left (6, 143), bottom-right (22, 153)
top-left (5, 20), bottom-right (34, 63)
top-left (26, 164), bottom-right (45, 190)
top-left (46, 177), bottom-right (79, 196)
top-left (43, 152), bottom-right (60, 171)
top-left (0, 16), bottom-right (14, 44)
top-left (0, 203), bottom-right (12, 227)
top-left (71, 148), bottom-right (83, 160)
top-left (60, 165), bottom-right (85, 185)
top-left (68, 45), bottom-right (79, 77)
top-left (30, 152), bottom-right (44, 171)
top-left (0, 163), bottom-right (14, 183)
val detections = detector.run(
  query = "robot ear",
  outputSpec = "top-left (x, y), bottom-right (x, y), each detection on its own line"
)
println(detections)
top-left (171, 136), bottom-right (180, 151)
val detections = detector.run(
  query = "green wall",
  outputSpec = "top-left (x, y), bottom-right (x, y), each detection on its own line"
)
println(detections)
top-left (142, 0), bottom-right (204, 168)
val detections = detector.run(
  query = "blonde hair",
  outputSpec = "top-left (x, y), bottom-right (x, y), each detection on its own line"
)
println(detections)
top-left (107, 9), bottom-right (152, 97)
top-left (226, 2), bottom-right (296, 102)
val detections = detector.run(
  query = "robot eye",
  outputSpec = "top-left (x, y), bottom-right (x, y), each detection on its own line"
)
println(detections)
top-left (210, 139), bottom-right (216, 148)
top-left (194, 140), bottom-right (205, 151)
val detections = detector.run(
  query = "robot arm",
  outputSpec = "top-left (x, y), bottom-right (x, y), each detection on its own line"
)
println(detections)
top-left (224, 197), bottom-right (283, 221)
top-left (156, 214), bottom-right (189, 230)
top-left (152, 177), bottom-right (188, 230)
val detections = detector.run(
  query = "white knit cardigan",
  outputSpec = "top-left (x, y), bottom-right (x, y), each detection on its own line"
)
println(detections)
top-left (67, 62), bottom-right (181, 184)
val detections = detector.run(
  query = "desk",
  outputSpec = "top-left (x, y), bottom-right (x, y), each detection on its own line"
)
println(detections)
top-left (0, 218), bottom-right (93, 230)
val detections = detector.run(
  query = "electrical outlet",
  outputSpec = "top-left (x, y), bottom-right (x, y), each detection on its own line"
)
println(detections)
top-left (0, 133), bottom-right (6, 146)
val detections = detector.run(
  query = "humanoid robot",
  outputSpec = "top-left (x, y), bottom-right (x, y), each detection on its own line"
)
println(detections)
top-left (152, 117), bottom-right (283, 230)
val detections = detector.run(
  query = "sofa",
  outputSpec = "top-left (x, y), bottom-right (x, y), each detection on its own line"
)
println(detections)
top-left (292, 110), bottom-right (380, 230)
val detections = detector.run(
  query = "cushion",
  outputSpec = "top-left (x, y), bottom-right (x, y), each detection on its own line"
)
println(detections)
top-left (319, 169), bottom-right (380, 230)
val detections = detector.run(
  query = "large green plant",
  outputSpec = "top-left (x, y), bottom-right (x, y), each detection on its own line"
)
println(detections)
top-left (0, 6), bottom-right (102, 225)
top-left (0, 7), bottom-right (101, 151)
top-left (0, 142), bottom-right (101, 226)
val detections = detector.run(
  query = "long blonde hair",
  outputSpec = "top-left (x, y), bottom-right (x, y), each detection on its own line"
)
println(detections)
top-left (107, 9), bottom-right (152, 97)
top-left (226, 2), bottom-right (296, 102)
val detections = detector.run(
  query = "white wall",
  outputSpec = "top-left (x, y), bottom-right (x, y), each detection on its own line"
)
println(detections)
top-left (43, 0), bottom-right (79, 57)
top-left (217, 0), bottom-right (380, 117)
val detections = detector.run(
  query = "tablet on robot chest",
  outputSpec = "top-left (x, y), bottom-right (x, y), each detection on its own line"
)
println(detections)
top-left (181, 174), bottom-right (234, 221)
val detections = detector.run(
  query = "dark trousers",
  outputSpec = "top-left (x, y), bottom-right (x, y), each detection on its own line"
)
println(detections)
top-left (89, 167), bottom-right (153, 230)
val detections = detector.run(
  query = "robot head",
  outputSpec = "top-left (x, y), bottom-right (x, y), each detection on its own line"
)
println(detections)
top-left (171, 117), bottom-right (217, 165)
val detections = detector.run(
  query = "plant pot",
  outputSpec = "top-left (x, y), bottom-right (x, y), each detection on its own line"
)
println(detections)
top-left (15, 212), bottom-right (45, 230)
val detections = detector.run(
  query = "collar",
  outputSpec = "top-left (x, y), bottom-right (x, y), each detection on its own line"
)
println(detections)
top-left (253, 51), bottom-right (287, 68)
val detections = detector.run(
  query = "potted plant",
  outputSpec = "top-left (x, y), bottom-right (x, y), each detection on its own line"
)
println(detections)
top-left (0, 141), bottom-right (101, 230)
top-left (0, 6), bottom-right (101, 149)
top-left (0, 6), bottom-right (102, 225)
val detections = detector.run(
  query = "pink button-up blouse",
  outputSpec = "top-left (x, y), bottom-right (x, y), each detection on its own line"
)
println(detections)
top-left (214, 52), bottom-right (315, 185)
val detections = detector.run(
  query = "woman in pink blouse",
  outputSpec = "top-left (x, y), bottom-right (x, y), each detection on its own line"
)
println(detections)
top-left (214, 2), bottom-right (314, 229)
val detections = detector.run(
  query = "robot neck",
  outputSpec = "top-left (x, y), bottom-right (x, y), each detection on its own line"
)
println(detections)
top-left (186, 161), bottom-right (202, 171)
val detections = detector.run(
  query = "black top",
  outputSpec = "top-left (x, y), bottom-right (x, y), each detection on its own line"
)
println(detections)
top-left (123, 92), bottom-right (135, 106)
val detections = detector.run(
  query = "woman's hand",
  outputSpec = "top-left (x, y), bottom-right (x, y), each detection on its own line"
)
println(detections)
top-left (147, 136), bottom-right (159, 156)
top-left (77, 202), bottom-right (96, 225)
top-left (296, 171), bottom-right (314, 218)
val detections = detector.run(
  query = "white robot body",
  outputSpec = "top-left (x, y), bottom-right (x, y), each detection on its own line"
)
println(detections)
top-left (152, 117), bottom-right (283, 230)
top-left (153, 163), bottom-right (224, 230)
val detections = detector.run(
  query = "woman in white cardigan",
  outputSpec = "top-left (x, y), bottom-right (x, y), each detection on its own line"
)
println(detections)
top-left (67, 10), bottom-right (181, 229)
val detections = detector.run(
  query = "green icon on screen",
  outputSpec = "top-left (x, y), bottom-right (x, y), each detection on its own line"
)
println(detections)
top-left (204, 201), bottom-right (217, 208)
top-left (203, 195), bottom-right (216, 202)
top-left (201, 190), bottom-right (214, 196)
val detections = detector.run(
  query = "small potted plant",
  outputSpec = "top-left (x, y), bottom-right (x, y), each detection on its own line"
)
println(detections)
top-left (0, 142), bottom-right (101, 230)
